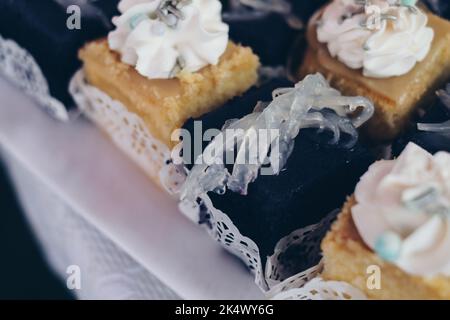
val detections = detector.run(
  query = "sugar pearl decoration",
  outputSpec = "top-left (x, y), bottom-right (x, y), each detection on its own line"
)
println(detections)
top-left (401, 0), bottom-right (417, 6)
top-left (375, 231), bottom-right (402, 262)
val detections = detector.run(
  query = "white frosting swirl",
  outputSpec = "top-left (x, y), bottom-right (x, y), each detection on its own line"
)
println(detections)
top-left (317, 0), bottom-right (434, 78)
top-left (108, 0), bottom-right (229, 79)
top-left (352, 143), bottom-right (450, 277)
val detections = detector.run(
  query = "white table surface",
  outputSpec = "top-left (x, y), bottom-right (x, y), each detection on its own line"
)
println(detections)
top-left (0, 76), bottom-right (264, 300)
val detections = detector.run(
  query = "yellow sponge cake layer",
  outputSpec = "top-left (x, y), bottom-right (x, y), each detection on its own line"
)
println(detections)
top-left (80, 39), bottom-right (260, 147)
top-left (321, 198), bottom-right (450, 300)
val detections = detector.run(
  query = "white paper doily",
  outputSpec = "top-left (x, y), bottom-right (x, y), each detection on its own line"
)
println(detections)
top-left (0, 34), bottom-right (69, 121)
top-left (265, 211), bottom-right (338, 288)
top-left (69, 70), bottom-right (186, 195)
top-left (271, 276), bottom-right (367, 300)
top-left (180, 194), bottom-right (367, 300)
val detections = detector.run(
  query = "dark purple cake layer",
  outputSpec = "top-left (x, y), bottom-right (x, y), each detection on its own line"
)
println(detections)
top-left (208, 134), bottom-right (374, 259)
top-left (423, 0), bottom-right (450, 18)
top-left (183, 78), bottom-right (293, 166)
top-left (0, 0), bottom-right (119, 108)
top-left (394, 84), bottom-right (450, 155)
top-left (183, 79), bottom-right (376, 259)
top-left (224, 12), bottom-right (298, 66)
top-left (221, 0), bottom-right (328, 66)
top-left (394, 82), bottom-right (450, 155)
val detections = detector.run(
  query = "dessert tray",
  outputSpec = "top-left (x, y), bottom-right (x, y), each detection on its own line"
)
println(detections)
top-left (1, 0), bottom-right (450, 300)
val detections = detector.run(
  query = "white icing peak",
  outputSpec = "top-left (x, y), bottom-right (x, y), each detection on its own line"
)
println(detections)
top-left (317, 0), bottom-right (434, 78)
top-left (108, 0), bottom-right (229, 79)
top-left (352, 143), bottom-right (450, 277)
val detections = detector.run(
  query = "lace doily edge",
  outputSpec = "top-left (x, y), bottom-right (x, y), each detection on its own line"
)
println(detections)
top-left (0, 34), bottom-right (69, 121)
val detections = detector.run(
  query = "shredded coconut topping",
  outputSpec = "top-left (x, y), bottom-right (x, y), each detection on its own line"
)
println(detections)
top-left (180, 73), bottom-right (374, 202)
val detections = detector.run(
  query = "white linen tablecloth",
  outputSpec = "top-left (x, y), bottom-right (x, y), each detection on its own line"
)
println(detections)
top-left (0, 76), bottom-right (263, 300)
top-left (3, 151), bottom-right (179, 299)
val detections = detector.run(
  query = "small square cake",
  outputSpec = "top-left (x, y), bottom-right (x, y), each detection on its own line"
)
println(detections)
top-left (79, 0), bottom-right (259, 147)
top-left (322, 144), bottom-right (450, 299)
top-left (180, 74), bottom-right (376, 259)
top-left (300, 1), bottom-right (450, 141)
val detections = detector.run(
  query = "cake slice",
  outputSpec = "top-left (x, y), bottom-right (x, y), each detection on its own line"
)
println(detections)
top-left (322, 144), bottom-right (450, 300)
top-left (74, 0), bottom-right (260, 191)
top-left (300, 5), bottom-right (450, 141)
top-left (322, 197), bottom-right (450, 299)
top-left (79, 0), bottom-right (260, 148)
top-left (180, 74), bottom-right (376, 260)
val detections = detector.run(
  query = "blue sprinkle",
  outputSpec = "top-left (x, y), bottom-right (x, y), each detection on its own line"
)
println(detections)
top-left (401, 0), bottom-right (417, 6)
top-left (129, 13), bottom-right (147, 30)
top-left (374, 231), bottom-right (402, 262)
